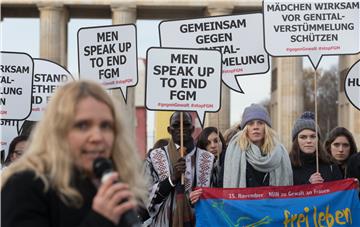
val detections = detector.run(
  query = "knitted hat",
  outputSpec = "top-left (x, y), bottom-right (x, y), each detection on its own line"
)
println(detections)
top-left (240, 104), bottom-right (272, 129)
top-left (292, 111), bottom-right (320, 141)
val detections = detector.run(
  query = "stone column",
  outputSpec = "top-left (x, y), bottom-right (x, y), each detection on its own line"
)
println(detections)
top-left (38, 3), bottom-right (68, 67)
top-left (338, 54), bottom-right (360, 146)
top-left (271, 57), bottom-right (303, 150)
top-left (111, 4), bottom-right (137, 141)
top-left (204, 5), bottom-right (233, 133)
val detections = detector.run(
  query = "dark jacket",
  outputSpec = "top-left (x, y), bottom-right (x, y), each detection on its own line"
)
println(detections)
top-left (246, 161), bottom-right (269, 187)
top-left (212, 148), bottom-right (227, 188)
top-left (348, 152), bottom-right (360, 181)
top-left (292, 152), bottom-right (342, 185)
top-left (1, 170), bottom-right (118, 227)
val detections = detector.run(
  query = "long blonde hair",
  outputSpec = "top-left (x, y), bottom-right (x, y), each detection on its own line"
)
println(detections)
top-left (1, 80), bottom-right (147, 206)
top-left (238, 123), bottom-right (278, 154)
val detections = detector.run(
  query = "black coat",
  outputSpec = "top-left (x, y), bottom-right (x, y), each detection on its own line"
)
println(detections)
top-left (212, 148), bottom-right (227, 188)
top-left (246, 161), bottom-right (269, 187)
top-left (1, 170), bottom-right (118, 227)
top-left (348, 152), bottom-right (360, 181)
top-left (292, 152), bottom-right (342, 185)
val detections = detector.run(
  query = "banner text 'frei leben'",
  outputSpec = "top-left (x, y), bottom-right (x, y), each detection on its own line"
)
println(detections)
top-left (196, 179), bottom-right (360, 226)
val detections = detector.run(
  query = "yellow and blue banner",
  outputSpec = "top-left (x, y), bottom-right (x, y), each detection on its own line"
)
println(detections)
top-left (195, 179), bottom-right (360, 227)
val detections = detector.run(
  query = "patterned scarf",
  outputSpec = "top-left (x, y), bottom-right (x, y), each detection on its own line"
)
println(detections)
top-left (167, 139), bottom-right (194, 227)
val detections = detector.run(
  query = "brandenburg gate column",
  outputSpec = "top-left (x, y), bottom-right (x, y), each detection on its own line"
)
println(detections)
top-left (204, 5), bottom-right (233, 133)
top-left (270, 57), bottom-right (303, 150)
top-left (338, 54), bottom-right (360, 146)
top-left (38, 3), bottom-right (68, 67)
top-left (110, 4), bottom-right (137, 141)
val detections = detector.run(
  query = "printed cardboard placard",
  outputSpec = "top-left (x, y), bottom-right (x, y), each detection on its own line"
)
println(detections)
top-left (78, 24), bottom-right (138, 102)
top-left (27, 59), bottom-right (75, 121)
top-left (0, 51), bottom-right (34, 120)
top-left (159, 14), bottom-right (269, 93)
top-left (263, 0), bottom-right (360, 69)
top-left (345, 59), bottom-right (360, 110)
top-left (145, 47), bottom-right (222, 127)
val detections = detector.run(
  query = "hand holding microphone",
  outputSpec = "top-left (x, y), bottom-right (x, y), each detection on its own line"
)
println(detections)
top-left (92, 157), bottom-right (141, 227)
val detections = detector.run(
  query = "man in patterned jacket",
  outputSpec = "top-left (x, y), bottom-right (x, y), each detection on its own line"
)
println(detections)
top-left (145, 111), bottom-right (215, 227)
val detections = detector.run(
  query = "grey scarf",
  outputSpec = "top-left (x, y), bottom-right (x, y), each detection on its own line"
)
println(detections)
top-left (223, 131), bottom-right (293, 188)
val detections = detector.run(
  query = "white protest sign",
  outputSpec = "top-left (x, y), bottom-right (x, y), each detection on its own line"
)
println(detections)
top-left (78, 24), bottom-right (138, 101)
top-left (345, 59), bottom-right (360, 110)
top-left (27, 59), bottom-right (75, 121)
top-left (159, 14), bottom-right (269, 93)
top-left (264, 0), bottom-right (360, 69)
top-left (0, 51), bottom-right (34, 120)
top-left (145, 47), bottom-right (222, 127)
top-left (1, 120), bottom-right (20, 164)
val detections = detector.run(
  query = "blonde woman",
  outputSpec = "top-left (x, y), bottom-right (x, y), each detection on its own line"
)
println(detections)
top-left (1, 81), bottom-right (147, 227)
top-left (223, 104), bottom-right (293, 188)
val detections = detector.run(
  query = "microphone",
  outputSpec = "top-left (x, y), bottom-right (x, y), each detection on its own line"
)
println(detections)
top-left (93, 157), bottom-right (142, 227)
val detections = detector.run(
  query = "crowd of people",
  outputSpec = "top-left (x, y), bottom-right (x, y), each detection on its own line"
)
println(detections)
top-left (1, 80), bottom-right (359, 227)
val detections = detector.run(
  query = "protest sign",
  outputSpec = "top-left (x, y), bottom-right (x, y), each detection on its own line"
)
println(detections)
top-left (0, 120), bottom-right (19, 165)
top-left (0, 51), bottom-right (34, 120)
top-left (78, 24), bottom-right (138, 101)
top-left (145, 47), bottom-right (222, 127)
top-left (263, 0), bottom-right (360, 69)
top-left (27, 59), bottom-right (74, 121)
top-left (344, 59), bottom-right (360, 110)
top-left (159, 14), bottom-right (269, 93)
top-left (196, 179), bottom-right (360, 226)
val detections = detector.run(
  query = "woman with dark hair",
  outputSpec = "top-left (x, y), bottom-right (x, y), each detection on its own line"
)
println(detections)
top-left (196, 127), bottom-right (226, 187)
top-left (3, 135), bottom-right (29, 167)
top-left (290, 112), bottom-right (342, 185)
top-left (324, 127), bottom-right (358, 178)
